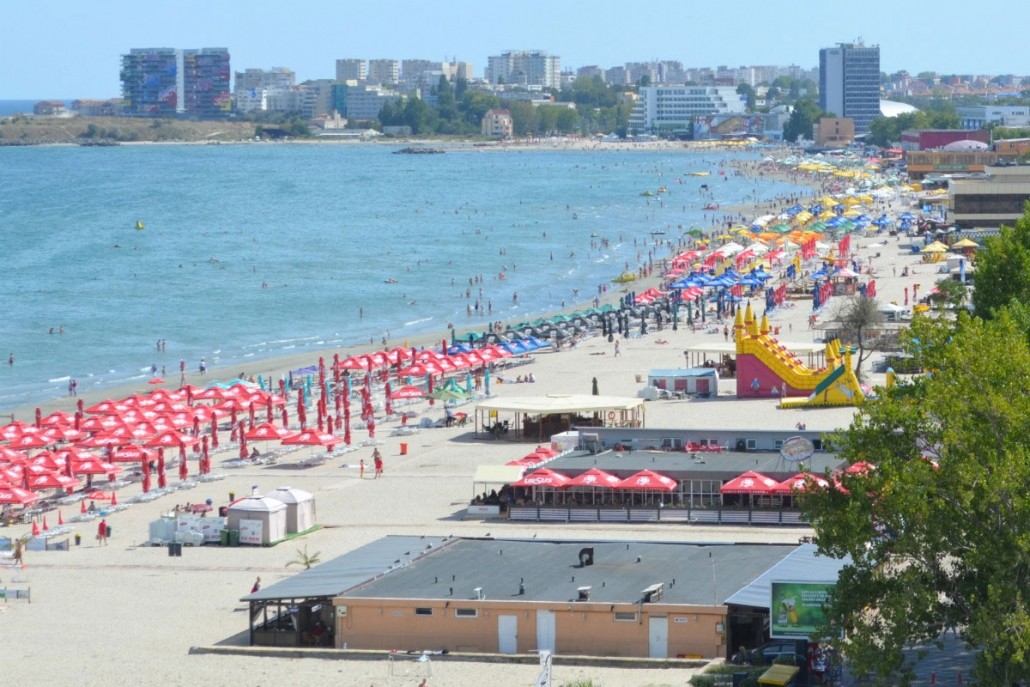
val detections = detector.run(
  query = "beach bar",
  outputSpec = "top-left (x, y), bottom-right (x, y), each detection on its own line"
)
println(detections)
top-left (473, 395), bottom-right (645, 442)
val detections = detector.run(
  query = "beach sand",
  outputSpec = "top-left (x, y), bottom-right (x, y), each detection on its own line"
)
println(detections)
top-left (0, 163), bottom-right (940, 686)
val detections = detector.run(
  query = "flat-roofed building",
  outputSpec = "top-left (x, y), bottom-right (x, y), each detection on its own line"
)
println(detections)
top-left (629, 85), bottom-right (746, 138)
top-left (950, 165), bottom-right (1030, 229)
top-left (242, 535), bottom-right (847, 660)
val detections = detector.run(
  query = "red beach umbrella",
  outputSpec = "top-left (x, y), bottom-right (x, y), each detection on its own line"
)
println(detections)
top-left (615, 470), bottom-right (678, 492)
top-left (512, 468), bottom-right (572, 489)
top-left (178, 448), bottom-right (189, 480)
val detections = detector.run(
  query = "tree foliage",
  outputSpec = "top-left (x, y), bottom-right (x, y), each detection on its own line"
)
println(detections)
top-left (783, 97), bottom-right (826, 142)
top-left (825, 295), bottom-right (886, 381)
top-left (801, 312), bottom-right (1030, 686)
top-left (971, 202), bottom-right (1030, 320)
top-left (867, 110), bottom-right (962, 147)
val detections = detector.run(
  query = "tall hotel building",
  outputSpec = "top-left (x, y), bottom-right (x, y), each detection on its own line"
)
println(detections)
top-left (818, 42), bottom-right (880, 134)
top-left (121, 48), bottom-right (231, 118)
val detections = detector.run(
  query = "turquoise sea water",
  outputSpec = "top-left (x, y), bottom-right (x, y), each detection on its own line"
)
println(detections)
top-left (0, 143), bottom-right (804, 412)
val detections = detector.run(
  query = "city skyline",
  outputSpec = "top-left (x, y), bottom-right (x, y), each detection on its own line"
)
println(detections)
top-left (3, 0), bottom-right (1027, 99)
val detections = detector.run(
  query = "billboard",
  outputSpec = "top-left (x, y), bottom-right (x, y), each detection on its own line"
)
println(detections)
top-left (770, 581), bottom-right (834, 639)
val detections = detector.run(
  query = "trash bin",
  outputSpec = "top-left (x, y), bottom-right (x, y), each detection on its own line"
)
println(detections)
top-left (74, 533), bottom-right (81, 546)
top-left (167, 542), bottom-right (182, 557)
top-left (228, 529), bottom-right (240, 547)
top-left (220, 529), bottom-right (230, 546)
top-left (106, 524), bottom-right (112, 538)
top-left (228, 491), bottom-right (236, 502)
top-left (400, 442), bottom-right (408, 456)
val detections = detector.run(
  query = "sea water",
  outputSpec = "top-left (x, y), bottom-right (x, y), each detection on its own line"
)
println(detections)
top-left (0, 143), bottom-right (803, 412)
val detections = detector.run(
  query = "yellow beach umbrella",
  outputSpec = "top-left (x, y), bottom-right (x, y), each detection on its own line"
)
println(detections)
top-left (921, 241), bottom-right (948, 253)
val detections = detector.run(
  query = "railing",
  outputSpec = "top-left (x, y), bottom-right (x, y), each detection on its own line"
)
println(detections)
top-left (507, 505), bottom-right (810, 526)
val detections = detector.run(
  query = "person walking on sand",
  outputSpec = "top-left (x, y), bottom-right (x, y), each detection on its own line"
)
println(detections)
top-left (359, 459), bottom-right (366, 479)
top-left (613, 339), bottom-right (621, 357)
top-left (13, 537), bottom-right (24, 567)
top-left (251, 576), bottom-right (261, 594)
top-left (97, 518), bottom-right (108, 546)
top-left (373, 448), bottom-right (383, 479)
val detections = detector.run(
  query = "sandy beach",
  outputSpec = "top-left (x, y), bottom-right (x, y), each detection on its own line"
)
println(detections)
top-left (0, 156), bottom-right (939, 687)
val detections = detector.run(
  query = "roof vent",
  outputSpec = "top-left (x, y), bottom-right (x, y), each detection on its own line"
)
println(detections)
top-left (641, 583), bottom-right (664, 603)
top-left (577, 586), bottom-right (592, 601)
top-left (578, 546), bottom-right (594, 567)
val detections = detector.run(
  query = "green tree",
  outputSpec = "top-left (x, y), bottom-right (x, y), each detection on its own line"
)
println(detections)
top-left (928, 278), bottom-right (969, 311)
top-left (286, 544), bottom-right (322, 570)
top-left (971, 202), bottom-right (1030, 320)
top-left (824, 295), bottom-right (886, 381)
top-left (783, 97), bottom-right (824, 142)
top-left (508, 101), bottom-right (537, 136)
top-left (801, 312), bottom-right (1030, 686)
top-left (736, 83), bottom-right (757, 110)
top-left (435, 75), bottom-right (457, 123)
top-left (460, 91), bottom-right (501, 129)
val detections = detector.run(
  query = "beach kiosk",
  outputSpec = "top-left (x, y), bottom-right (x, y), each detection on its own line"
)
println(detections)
top-left (647, 367), bottom-right (719, 398)
top-left (226, 496), bottom-right (288, 545)
top-left (267, 486), bottom-right (316, 534)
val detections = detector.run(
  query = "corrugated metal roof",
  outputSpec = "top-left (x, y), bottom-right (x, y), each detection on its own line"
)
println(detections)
top-left (723, 543), bottom-right (849, 608)
top-left (241, 535), bottom-right (454, 602)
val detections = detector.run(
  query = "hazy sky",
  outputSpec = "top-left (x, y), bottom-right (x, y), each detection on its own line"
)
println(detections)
top-left (3, 0), bottom-right (1027, 99)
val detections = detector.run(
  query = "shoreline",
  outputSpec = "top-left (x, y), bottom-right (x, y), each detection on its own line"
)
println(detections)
top-left (5, 143), bottom-right (805, 418)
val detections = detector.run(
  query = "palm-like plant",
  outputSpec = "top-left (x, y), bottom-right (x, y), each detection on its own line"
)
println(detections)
top-left (286, 544), bottom-right (321, 570)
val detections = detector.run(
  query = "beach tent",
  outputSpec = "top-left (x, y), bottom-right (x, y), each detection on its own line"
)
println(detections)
top-left (266, 486), bottom-right (316, 534)
top-left (226, 496), bottom-right (288, 545)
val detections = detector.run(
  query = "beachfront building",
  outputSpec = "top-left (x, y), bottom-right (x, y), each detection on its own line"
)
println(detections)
top-left (949, 165), bottom-right (1030, 229)
top-left (486, 50), bottom-right (561, 89)
top-left (330, 83), bottom-right (402, 121)
top-left (481, 109), bottom-right (513, 138)
top-left (900, 129), bottom-right (990, 152)
top-left (71, 99), bottom-right (121, 117)
top-left (121, 47), bottom-right (231, 118)
top-left (243, 535), bottom-right (846, 660)
top-left (814, 117), bottom-right (855, 146)
top-left (906, 148), bottom-right (1000, 180)
top-left (33, 100), bottom-right (67, 116)
top-left (819, 42), bottom-right (880, 134)
top-left (628, 86), bottom-right (746, 138)
top-left (956, 105), bottom-right (1030, 130)
top-left (234, 67), bottom-right (296, 114)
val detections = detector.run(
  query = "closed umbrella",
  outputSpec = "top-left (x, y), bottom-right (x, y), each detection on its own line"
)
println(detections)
top-left (178, 445), bottom-right (188, 480)
top-left (238, 421), bottom-right (248, 459)
top-left (157, 448), bottom-right (167, 489)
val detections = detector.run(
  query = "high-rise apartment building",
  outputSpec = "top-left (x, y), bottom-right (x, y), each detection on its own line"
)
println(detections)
top-left (336, 59), bottom-right (367, 82)
top-left (367, 59), bottom-right (400, 85)
top-left (819, 42), bottom-right (881, 134)
top-left (121, 48), bottom-right (231, 118)
top-left (486, 51), bottom-right (560, 88)
top-left (234, 67), bottom-right (296, 114)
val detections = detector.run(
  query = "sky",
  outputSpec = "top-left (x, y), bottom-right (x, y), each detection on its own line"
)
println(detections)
top-left (3, 0), bottom-right (1028, 99)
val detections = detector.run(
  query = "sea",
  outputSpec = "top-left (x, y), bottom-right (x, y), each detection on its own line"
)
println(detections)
top-left (0, 142), bottom-right (806, 413)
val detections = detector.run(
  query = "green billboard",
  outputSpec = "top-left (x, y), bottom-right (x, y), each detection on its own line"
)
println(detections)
top-left (770, 581), bottom-right (834, 639)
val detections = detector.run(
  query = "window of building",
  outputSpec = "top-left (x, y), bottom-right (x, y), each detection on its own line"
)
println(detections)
top-left (455, 608), bottom-right (478, 618)
top-left (614, 612), bottom-right (638, 622)
top-left (415, 608), bottom-right (433, 616)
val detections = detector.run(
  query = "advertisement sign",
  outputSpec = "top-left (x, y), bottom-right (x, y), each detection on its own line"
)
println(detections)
top-left (780, 436), bottom-right (815, 462)
top-left (770, 581), bottom-right (834, 639)
top-left (239, 518), bottom-right (264, 545)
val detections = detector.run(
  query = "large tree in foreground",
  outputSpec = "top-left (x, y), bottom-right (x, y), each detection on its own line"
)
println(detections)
top-left (972, 201), bottom-right (1030, 320)
top-left (801, 312), bottom-right (1030, 686)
